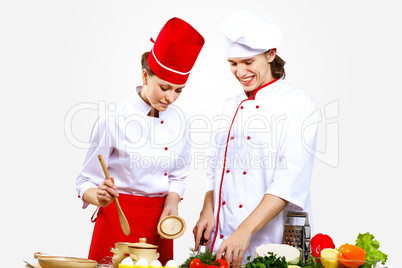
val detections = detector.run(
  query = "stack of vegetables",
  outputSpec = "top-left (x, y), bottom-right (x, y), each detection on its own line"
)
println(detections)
top-left (308, 232), bottom-right (387, 268)
top-left (180, 248), bottom-right (291, 268)
top-left (180, 249), bottom-right (229, 268)
top-left (180, 232), bottom-right (387, 268)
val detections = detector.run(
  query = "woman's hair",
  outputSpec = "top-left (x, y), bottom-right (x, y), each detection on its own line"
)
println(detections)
top-left (141, 52), bottom-right (155, 76)
top-left (269, 51), bottom-right (286, 79)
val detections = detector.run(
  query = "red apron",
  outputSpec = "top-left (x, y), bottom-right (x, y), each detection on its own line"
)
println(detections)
top-left (88, 194), bottom-right (173, 265)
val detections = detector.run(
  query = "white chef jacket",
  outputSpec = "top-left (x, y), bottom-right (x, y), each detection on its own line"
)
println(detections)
top-left (206, 79), bottom-right (318, 263)
top-left (76, 86), bottom-right (191, 209)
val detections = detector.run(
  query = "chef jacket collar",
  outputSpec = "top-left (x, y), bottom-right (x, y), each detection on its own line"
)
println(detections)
top-left (132, 86), bottom-right (155, 116)
top-left (245, 78), bottom-right (279, 100)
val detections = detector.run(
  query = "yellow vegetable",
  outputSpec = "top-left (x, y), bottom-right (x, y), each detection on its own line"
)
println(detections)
top-left (320, 248), bottom-right (339, 268)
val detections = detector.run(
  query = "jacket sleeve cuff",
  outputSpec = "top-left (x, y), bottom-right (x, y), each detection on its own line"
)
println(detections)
top-left (205, 179), bottom-right (214, 192)
top-left (77, 182), bottom-right (97, 209)
top-left (169, 181), bottom-right (186, 198)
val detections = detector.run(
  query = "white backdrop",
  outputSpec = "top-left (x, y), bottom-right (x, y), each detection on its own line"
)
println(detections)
top-left (0, 1), bottom-right (400, 267)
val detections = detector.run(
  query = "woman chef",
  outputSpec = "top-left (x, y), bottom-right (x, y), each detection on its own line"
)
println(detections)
top-left (76, 17), bottom-right (204, 264)
top-left (193, 10), bottom-right (318, 268)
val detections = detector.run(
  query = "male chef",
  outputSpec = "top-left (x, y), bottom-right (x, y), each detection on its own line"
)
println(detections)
top-left (193, 10), bottom-right (318, 268)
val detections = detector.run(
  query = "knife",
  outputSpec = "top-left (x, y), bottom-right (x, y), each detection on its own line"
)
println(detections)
top-left (198, 229), bottom-right (206, 254)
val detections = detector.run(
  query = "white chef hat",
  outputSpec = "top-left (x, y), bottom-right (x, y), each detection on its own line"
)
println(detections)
top-left (220, 10), bottom-right (282, 58)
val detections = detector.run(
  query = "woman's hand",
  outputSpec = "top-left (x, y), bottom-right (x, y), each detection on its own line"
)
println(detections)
top-left (159, 192), bottom-right (180, 221)
top-left (216, 228), bottom-right (252, 268)
top-left (96, 177), bottom-right (118, 207)
top-left (82, 177), bottom-right (119, 207)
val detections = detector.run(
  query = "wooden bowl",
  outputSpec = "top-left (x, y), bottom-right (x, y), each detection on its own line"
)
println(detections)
top-left (37, 255), bottom-right (97, 268)
top-left (157, 215), bottom-right (186, 239)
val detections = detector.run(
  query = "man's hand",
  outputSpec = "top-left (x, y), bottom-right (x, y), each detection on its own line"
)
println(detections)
top-left (193, 212), bottom-right (215, 250)
top-left (216, 194), bottom-right (289, 268)
top-left (216, 227), bottom-right (252, 268)
top-left (193, 190), bottom-right (215, 251)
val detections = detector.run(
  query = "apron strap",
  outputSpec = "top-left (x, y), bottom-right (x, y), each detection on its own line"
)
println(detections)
top-left (91, 206), bottom-right (100, 223)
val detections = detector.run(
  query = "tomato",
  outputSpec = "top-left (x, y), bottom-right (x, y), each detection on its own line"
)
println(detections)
top-left (189, 258), bottom-right (203, 268)
top-left (213, 259), bottom-right (229, 268)
top-left (337, 244), bottom-right (366, 268)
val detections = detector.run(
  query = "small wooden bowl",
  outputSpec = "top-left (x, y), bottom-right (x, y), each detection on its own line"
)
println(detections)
top-left (157, 215), bottom-right (186, 239)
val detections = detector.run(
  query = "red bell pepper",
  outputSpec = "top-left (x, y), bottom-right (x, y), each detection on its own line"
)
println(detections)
top-left (311, 233), bottom-right (336, 260)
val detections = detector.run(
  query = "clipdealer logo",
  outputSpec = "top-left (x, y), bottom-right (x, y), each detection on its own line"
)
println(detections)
top-left (65, 99), bottom-right (340, 168)
top-left (302, 100), bottom-right (339, 167)
top-left (64, 100), bottom-right (187, 152)
top-left (64, 100), bottom-right (117, 149)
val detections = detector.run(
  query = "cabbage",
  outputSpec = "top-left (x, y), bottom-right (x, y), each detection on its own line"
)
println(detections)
top-left (255, 244), bottom-right (300, 264)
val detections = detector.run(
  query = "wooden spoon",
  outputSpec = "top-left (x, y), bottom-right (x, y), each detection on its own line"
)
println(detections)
top-left (98, 154), bottom-right (131, 236)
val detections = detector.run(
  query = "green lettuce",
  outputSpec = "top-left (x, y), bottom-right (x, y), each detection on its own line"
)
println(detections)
top-left (355, 232), bottom-right (388, 265)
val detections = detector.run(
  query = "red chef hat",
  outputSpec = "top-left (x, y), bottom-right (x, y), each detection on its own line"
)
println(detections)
top-left (147, 17), bottom-right (205, 85)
